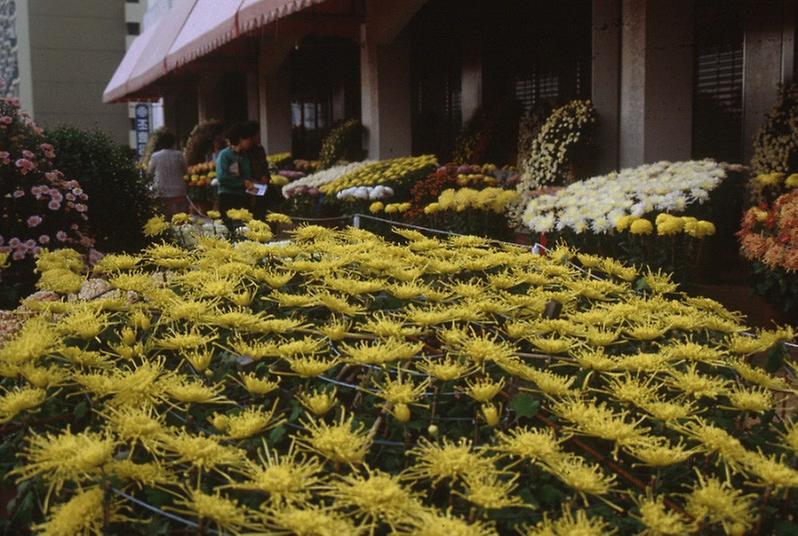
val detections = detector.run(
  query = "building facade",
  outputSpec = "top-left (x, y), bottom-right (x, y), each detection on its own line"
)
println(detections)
top-left (107, 0), bottom-right (798, 171)
top-left (1, 0), bottom-right (132, 143)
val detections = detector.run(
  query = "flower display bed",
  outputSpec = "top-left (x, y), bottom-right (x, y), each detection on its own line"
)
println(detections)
top-left (0, 224), bottom-right (795, 534)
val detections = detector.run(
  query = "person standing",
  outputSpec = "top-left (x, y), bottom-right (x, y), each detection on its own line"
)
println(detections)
top-left (216, 122), bottom-right (255, 230)
top-left (244, 121), bottom-right (269, 221)
top-left (148, 131), bottom-right (188, 217)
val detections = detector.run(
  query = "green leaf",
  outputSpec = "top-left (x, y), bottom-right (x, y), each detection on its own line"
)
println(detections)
top-left (510, 393), bottom-right (540, 418)
top-left (776, 520), bottom-right (798, 536)
top-left (144, 488), bottom-right (172, 509)
top-left (74, 400), bottom-right (88, 419)
top-left (269, 426), bottom-right (287, 445)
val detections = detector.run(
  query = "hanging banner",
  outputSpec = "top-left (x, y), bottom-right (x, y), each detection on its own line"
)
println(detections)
top-left (134, 103), bottom-right (151, 157)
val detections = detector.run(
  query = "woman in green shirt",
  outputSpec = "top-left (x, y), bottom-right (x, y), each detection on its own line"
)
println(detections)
top-left (216, 122), bottom-right (257, 230)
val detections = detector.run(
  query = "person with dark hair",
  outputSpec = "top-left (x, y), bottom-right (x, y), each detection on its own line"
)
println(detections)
top-left (216, 121), bottom-right (256, 230)
top-left (147, 130), bottom-right (188, 217)
top-left (243, 121), bottom-right (270, 220)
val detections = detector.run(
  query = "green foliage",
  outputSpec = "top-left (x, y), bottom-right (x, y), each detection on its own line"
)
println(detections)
top-left (0, 100), bottom-right (93, 308)
top-left (751, 84), bottom-right (798, 175)
top-left (184, 120), bottom-right (226, 166)
top-left (750, 261), bottom-right (798, 313)
top-left (47, 126), bottom-right (155, 253)
top-left (452, 101), bottom-right (523, 166)
top-left (318, 119), bottom-right (362, 169)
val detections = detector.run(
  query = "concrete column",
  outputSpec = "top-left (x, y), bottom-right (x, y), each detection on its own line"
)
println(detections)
top-left (743, 1), bottom-right (789, 162)
top-left (643, 0), bottom-right (693, 162)
top-left (619, 0), bottom-right (693, 168)
top-left (619, 0), bottom-right (646, 168)
top-left (254, 36), bottom-right (294, 154)
top-left (197, 74), bottom-right (224, 122)
top-left (783, 0), bottom-right (796, 85)
top-left (461, 40), bottom-right (483, 124)
top-left (592, 0), bottom-right (621, 173)
top-left (359, 0), bottom-right (427, 159)
top-left (15, 0), bottom-right (34, 114)
top-left (246, 71), bottom-right (259, 122)
top-left (258, 64), bottom-right (292, 154)
top-left (360, 26), bottom-right (412, 158)
top-left (163, 93), bottom-right (178, 133)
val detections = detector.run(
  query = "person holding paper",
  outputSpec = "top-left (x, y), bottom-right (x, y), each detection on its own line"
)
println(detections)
top-left (216, 122), bottom-right (256, 230)
top-left (244, 121), bottom-right (270, 221)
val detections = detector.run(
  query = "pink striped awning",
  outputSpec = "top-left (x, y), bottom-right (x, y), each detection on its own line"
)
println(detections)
top-left (103, 21), bottom-right (159, 103)
top-left (238, 0), bottom-right (327, 33)
top-left (103, 0), bottom-right (196, 103)
top-left (166, 0), bottom-right (245, 70)
top-left (104, 0), bottom-right (327, 102)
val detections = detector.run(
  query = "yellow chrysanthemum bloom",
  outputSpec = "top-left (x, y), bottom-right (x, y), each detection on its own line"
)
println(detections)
top-left (634, 494), bottom-right (694, 536)
top-left (240, 372), bottom-right (280, 396)
top-left (164, 376), bottom-right (227, 405)
top-left (170, 488), bottom-right (253, 534)
top-left (103, 405), bottom-right (167, 448)
top-left (297, 387), bottom-right (337, 416)
top-left (524, 504), bottom-right (616, 536)
top-left (464, 376), bottom-right (504, 402)
top-left (325, 467), bottom-right (423, 528)
top-left (143, 214), bottom-right (170, 236)
top-left (629, 219), bottom-right (654, 235)
top-left (394, 507), bottom-right (498, 536)
top-left (285, 355), bottom-right (340, 378)
top-left (161, 431), bottom-right (244, 472)
top-left (624, 436), bottom-right (694, 467)
top-left (417, 356), bottom-right (476, 381)
top-left (341, 339), bottom-right (422, 366)
top-left (297, 411), bottom-right (372, 466)
top-left (0, 386), bottom-right (46, 423)
top-left (35, 488), bottom-right (127, 536)
top-left (232, 442), bottom-right (323, 506)
top-left (666, 364), bottom-right (728, 399)
top-left (57, 306), bottom-right (109, 340)
top-left (268, 504), bottom-right (364, 535)
top-left (222, 402), bottom-right (283, 440)
top-left (460, 470), bottom-right (524, 510)
top-left (154, 327), bottom-right (216, 351)
top-left (725, 385), bottom-right (774, 412)
top-left (15, 428), bottom-right (116, 500)
top-left (683, 474), bottom-right (756, 535)
top-left (403, 437), bottom-right (496, 485)
top-left (106, 459), bottom-right (174, 487)
top-left (555, 397), bottom-right (647, 446)
top-left (545, 453), bottom-right (616, 496)
top-left (266, 212), bottom-right (293, 224)
top-left (743, 451), bottom-right (798, 488)
top-left (318, 316), bottom-right (352, 341)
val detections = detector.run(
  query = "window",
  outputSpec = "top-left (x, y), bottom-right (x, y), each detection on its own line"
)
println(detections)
top-left (410, 0), bottom-right (463, 161)
top-left (692, 1), bottom-right (744, 163)
top-left (126, 22), bottom-right (140, 36)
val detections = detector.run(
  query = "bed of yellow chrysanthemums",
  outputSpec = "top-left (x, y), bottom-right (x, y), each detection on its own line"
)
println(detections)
top-left (0, 222), bottom-right (796, 535)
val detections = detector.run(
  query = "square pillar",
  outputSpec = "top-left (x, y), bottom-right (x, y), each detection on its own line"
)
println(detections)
top-left (743, 0), bottom-right (790, 162)
top-left (258, 63), bottom-right (292, 154)
top-left (592, 0), bottom-right (622, 173)
top-left (619, 0), bottom-right (694, 168)
top-left (197, 74), bottom-right (224, 123)
top-left (360, 25), bottom-right (412, 159)
top-left (246, 71), bottom-right (259, 122)
top-left (461, 40), bottom-right (483, 125)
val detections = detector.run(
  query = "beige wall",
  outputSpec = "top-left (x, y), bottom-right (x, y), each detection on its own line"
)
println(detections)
top-left (27, 0), bottom-right (129, 143)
